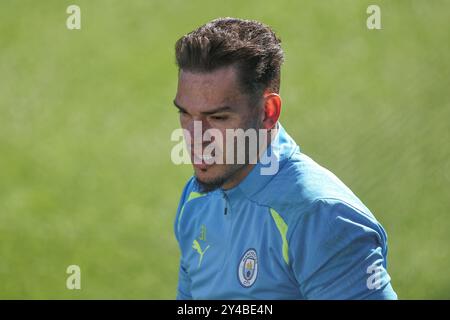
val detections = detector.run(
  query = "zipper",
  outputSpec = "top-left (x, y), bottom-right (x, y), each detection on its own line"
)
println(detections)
top-left (218, 190), bottom-right (233, 271)
top-left (222, 191), bottom-right (229, 215)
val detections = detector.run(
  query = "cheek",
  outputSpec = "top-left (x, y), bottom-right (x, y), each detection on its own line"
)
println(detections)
top-left (207, 163), bottom-right (229, 176)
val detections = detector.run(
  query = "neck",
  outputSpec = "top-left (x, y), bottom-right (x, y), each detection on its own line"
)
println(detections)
top-left (221, 124), bottom-right (278, 190)
top-left (221, 164), bottom-right (256, 190)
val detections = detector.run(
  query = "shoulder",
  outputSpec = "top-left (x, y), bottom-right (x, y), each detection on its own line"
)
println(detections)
top-left (174, 176), bottom-right (202, 240)
top-left (177, 176), bottom-right (202, 207)
top-left (252, 151), bottom-right (380, 232)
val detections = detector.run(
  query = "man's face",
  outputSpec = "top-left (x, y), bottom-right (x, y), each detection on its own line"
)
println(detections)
top-left (174, 66), bottom-right (263, 192)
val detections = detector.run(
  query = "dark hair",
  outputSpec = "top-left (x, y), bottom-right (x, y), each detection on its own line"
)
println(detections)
top-left (175, 17), bottom-right (284, 100)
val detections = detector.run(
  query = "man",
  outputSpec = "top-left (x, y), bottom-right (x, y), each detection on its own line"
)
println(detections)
top-left (172, 17), bottom-right (397, 299)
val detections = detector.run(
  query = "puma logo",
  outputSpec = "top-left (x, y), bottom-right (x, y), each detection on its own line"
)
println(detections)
top-left (192, 239), bottom-right (210, 268)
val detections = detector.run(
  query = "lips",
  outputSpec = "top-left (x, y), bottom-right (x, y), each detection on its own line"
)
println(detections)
top-left (191, 149), bottom-right (213, 170)
top-left (191, 152), bottom-right (215, 170)
top-left (189, 142), bottom-right (220, 170)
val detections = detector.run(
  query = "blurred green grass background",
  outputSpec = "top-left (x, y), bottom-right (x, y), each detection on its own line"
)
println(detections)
top-left (0, 0), bottom-right (449, 299)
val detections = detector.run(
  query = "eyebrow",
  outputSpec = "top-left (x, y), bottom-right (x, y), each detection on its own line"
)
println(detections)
top-left (173, 100), bottom-right (233, 115)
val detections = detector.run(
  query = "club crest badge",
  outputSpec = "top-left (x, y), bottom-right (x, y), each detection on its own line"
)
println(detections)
top-left (238, 248), bottom-right (258, 288)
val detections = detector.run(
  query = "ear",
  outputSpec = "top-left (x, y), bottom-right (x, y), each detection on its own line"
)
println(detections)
top-left (262, 93), bottom-right (282, 130)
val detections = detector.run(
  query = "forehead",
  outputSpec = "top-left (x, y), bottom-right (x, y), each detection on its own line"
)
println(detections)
top-left (175, 66), bottom-right (246, 112)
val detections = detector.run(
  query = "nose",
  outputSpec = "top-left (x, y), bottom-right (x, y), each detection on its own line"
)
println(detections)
top-left (186, 118), bottom-right (211, 147)
top-left (185, 119), bottom-right (213, 155)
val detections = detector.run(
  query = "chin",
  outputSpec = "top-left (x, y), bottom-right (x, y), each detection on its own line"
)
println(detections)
top-left (193, 165), bottom-right (229, 192)
top-left (194, 165), bottom-right (219, 183)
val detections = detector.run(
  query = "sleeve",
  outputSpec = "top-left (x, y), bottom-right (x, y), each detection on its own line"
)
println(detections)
top-left (289, 198), bottom-right (398, 300)
top-left (174, 177), bottom-right (194, 300)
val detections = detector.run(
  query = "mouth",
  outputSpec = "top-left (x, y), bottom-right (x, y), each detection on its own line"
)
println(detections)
top-left (192, 153), bottom-right (215, 171)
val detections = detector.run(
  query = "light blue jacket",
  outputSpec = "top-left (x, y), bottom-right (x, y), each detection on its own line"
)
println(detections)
top-left (174, 124), bottom-right (397, 299)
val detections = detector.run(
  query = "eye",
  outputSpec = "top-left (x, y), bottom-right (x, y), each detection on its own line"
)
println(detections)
top-left (210, 115), bottom-right (228, 121)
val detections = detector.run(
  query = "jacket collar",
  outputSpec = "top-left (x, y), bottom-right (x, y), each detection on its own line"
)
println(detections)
top-left (223, 122), bottom-right (300, 202)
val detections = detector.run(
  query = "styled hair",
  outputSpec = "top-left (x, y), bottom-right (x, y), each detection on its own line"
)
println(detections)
top-left (175, 17), bottom-right (284, 100)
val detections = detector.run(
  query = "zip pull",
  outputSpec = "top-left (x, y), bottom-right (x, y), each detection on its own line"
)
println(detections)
top-left (222, 191), bottom-right (228, 215)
